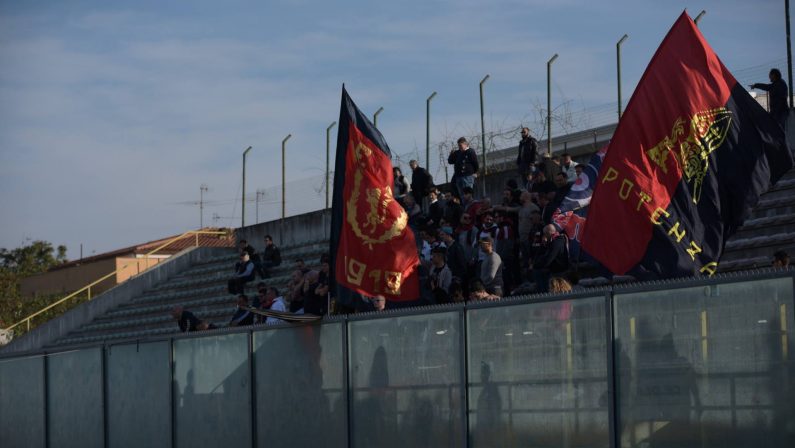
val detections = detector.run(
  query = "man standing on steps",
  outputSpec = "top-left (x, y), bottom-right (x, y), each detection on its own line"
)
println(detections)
top-left (409, 159), bottom-right (433, 213)
top-left (259, 234), bottom-right (282, 278)
top-left (751, 68), bottom-right (789, 129)
top-left (517, 127), bottom-right (538, 181)
top-left (448, 137), bottom-right (479, 200)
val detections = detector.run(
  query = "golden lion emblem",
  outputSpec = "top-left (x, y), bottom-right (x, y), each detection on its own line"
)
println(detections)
top-left (346, 143), bottom-right (408, 249)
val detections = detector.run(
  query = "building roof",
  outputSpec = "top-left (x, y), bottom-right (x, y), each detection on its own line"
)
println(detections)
top-left (46, 228), bottom-right (235, 272)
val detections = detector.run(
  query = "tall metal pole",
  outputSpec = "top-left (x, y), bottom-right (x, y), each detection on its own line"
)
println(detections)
top-left (479, 74), bottom-right (490, 197)
top-left (787, 0), bottom-right (794, 108)
top-left (426, 91), bottom-right (437, 170)
top-left (256, 189), bottom-right (264, 223)
top-left (200, 184), bottom-right (208, 228)
top-left (547, 54), bottom-right (559, 156)
top-left (281, 134), bottom-right (291, 220)
top-left (694, 10), bottom-right (706, 26)
top-left (326, 121), bottom-right (337, 209)
top-left (241, 146), bottom-right (252, 228)
top-left (616, 34), bottom-right (629, 120)
top-left (374, 107), bottom-right (384, 128)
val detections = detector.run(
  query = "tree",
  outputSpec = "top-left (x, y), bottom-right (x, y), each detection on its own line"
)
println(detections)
top-left (0, 241), bottom-right (68, 335)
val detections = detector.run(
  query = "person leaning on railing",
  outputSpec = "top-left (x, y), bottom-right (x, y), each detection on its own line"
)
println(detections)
top-left (171, 306), bottom-right (216, 332)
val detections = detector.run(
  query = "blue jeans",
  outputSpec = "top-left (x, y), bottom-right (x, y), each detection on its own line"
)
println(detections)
top-left (454, 175), bottom-right (475, 199)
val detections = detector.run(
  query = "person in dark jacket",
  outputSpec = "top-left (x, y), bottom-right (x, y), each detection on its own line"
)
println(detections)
top-left (393, 167), bottom-right (410, 204)
top-left (438, 228), bottom-right (467, 283)
top-left (228, 252), bottom-right (256, 294)
top-left (532, 225), bottom-right (569, 293)
top-left (517, 127), bottom-right (538, 180)
top-left (259, 234), bottom-right (282, 278)
top-left (751, 68), bottom-right (789, 129)
top-left (171, 306), bottom-right (215, 332)
top-left (229, 295), bottom-right (255, 327)
top-left (448, 137), bottom-right (480, 199)
top-left (409, 159), bottom-right (433, 211)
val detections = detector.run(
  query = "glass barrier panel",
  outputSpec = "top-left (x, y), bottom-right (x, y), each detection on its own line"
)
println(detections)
top-left (253, 322), bottom-right (346, 448)
top-left (47, 347), bottom-right (104, 448)
top-left (0, 355), bottom-right (45, 448)
top-left (173, 333), bottom-right (251, 448)
top-left (614, 276), bottom-right (795, 448)
top-left (349, 311), bottom-right (464, 448)
top-left (467, 296), bottom-right (609, 447)
top-left (107, 341), bottom-right (171, 448)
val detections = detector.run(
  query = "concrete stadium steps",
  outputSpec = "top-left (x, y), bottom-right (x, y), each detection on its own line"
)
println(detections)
top-left (42, 166), bottom-right (795, 349)
top-left (734, 213), bottom-right (795, 238)
top-left (147, 242), bottom-right (328, 293)
top-left (45, 239), bottom-right (329, 349)
top-left (722, 231), bottom-right (795, 260)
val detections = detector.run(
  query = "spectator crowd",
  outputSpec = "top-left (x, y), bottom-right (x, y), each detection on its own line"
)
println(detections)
top-left (172, 126), bottom-right (793, 332)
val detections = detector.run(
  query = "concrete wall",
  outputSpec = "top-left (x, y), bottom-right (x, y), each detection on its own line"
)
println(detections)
top-left (236, 208), bottom-right (332, 250)
top-left (2, 247), bottom-right (231, 354)
top-left (115, 256), bottom-right (167, 283)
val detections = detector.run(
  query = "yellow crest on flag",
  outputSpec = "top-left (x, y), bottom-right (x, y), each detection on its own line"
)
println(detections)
top-left (646, 107), bottom-right (732, 203)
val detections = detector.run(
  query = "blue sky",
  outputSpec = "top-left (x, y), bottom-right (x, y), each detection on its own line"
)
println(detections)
top-left (0, 0), bottom-right (786, 257)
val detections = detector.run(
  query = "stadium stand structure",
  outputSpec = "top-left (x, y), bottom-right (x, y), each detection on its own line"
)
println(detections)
top-left (23, 165), bottom-right (791, 350)
top-left (1, 132), bottom-right (792, 352)
top-left (43, 239), bottom-right (328, 348)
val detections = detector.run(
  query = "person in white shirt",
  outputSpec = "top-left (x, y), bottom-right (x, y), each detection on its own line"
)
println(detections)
top-left (265, 287), bottom-right (288, 325)
top-left (560, 153), bottom-right (579, 183)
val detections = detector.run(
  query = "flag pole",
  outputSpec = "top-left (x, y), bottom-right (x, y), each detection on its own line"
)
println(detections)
top-left (787, 0), bottom-right (794, 108)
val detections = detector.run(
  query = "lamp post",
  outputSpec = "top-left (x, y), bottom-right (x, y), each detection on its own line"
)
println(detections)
top-left (617, 34), bottom-right (629, 119)
top-left (479, 74), bottom-right (490, 197)
top-left (426, 91), bottom-right (437, 170)
top-left (547, 54), bottom-right (559, 156)
top-left (281, 134), bottom-right (291, 219)
top-left (200, 184), bottom-right (208, 228)
top-left (241, 146), bottom-right (252, 228)
top-left (374, 107), bottom-right (384, 128)
top-left (326, 121), bottom-right (337, 209)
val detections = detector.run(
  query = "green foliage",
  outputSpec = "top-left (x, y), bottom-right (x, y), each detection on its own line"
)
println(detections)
top-left (0, 240), bottom-right (69, 337)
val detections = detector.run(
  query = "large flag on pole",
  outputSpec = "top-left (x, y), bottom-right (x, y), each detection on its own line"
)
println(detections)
top-left (581, 11), bottom-right (794, 277)
top-left (330, 86), bottom-right (420, 301)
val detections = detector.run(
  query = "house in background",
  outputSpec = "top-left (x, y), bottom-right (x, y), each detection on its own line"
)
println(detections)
top-left (20, 228), bottom-right (235, 298)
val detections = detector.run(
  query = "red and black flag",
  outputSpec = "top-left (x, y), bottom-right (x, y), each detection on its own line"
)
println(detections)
top-left (330, 87), bottom-right (420, 302)
top-left (582, 11), bottom-right (794, 278)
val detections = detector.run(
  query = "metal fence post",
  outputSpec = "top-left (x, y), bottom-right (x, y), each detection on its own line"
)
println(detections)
top-left (479, 75), bottom-right (490, 198)
top-left (547, 54), bottom-right (559, 156)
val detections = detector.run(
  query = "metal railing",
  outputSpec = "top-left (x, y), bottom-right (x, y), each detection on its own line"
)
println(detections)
top-left (3, 229), bottom-right (230, 334)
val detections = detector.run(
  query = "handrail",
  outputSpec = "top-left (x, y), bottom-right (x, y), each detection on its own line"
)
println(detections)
top-left (3, 229), bottom-right (231, 334)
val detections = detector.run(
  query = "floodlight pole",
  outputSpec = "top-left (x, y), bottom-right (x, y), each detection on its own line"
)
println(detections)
top-left (617, 34), bottom-right (629, 119)
top-left (199, 184), bottom-right (208, 228)
top-left (426, 91), bottom-right (437, 170)
top-left (281, 134), bottom-right (291, 219)
top-left (374, 107), bottom-right (384, 128)
top-left (241, 146), bottom-right (252, 228)
top-left (547, 54), bottom-right (559, 156)
top-left (326, 121), bottom-right (337, 209)
top-left (479, 74), bottom-right (490, 197)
